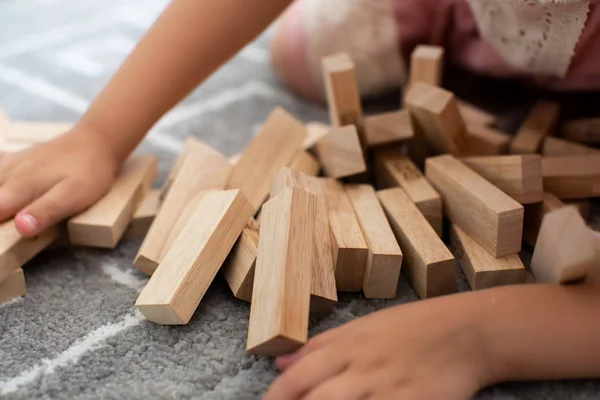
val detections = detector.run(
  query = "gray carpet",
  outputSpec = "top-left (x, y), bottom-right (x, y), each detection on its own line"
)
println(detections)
top-left (0, 0), bottom-right (599, 399)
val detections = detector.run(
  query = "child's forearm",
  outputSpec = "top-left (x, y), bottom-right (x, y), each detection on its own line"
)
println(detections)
top-left (78, 0), bottom-right (292, 163)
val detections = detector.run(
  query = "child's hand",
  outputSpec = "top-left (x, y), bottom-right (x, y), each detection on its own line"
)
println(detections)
top-left (0, 127), bottom-right (119, 237)
top-left (265, 297), bottom-right (492, 400)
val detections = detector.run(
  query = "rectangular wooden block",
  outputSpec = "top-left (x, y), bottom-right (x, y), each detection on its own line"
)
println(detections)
top-left (314, 125), bottom-right (366, 179)
top-left (377, 188), bottom-right (455, 299)
top-left (222, 225), bottom-right (259, 302)
top-left (226, 107), bottom-right (306, 211)
top-left (136, 190), bottom-right (254, 325)
top-left (523, 192), bottom-right (565, 248)
top-left (123, 189), bottom-right (161, 240)
top-left (134, 140), bottom-right (231, 275)
top-left (458, 101), bottom-right (497, 127)
top-left (510, 101), bottom-right (560, 154)
top-left (461, 155), bottom-right (543, 204)
top-left (322, 53), bottom-right (364, 131)
top-left (409, 45), bottom-right (444, 87)
top-left (68, 155), bottom-right (157, 248)
top-left (426, 155), bottom-right (524, 257)
top-left (561, 118), bottom-right (600, 144)
top-left (466, 125), bottom-right (511, 155)
top-left (405, 82), bottom-right (469, 155)
top-left (542, 155), bottom-right (600, 199)
top-left (345, 184), bottom-right (403, 299)
top-left (246, 187), bottom-right (316, 357)
top-left (451, 224), bottom-right (525, 290)
top-left (364, 110), bottom-right (414, 148)
top-left (531, 206), bottom-right (597, 284)
top-left (161, 137), bottom-right (200, 200)
top-left (305, 122), bottom-right (330, 150)
top-left (0, 268), bottom-right (26, 305)
top-left (375, 148), bottom-right (443, 236)
top-left (2, 122), bottom-right (72, 144)
top-left (541, 136), bottom-right (600, 157)
top-left (288, 151), bottom-right (320, 177)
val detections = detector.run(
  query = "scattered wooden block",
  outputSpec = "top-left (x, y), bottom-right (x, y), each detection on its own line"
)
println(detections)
top-left (68, 155), bottom-right (157, 248)
top-left (161, 137), bottom-right (197, 200)
top-left (510, 101), bottom-right (559, 154)
top-left (321, 178), bottom-right (368, 292)
top-left (246, 187), bottom-right (316, 356)
top-left (364, 110), bottom-right (414, 148)
top-left (134, 140), bottom-right (231, 275)
top-left (345, 184), bottom-right (403, 299)
top-left (226, 107), bottom-right (306, 211)
top-left (523, 192), bottom-right (565, 248)
top-left (0, 268), bottom-right (26, 305)
top-left (461, 155), bottom-right (543, 204)
top-left (288, 151), bottom-right (320, 176)
top-left (375, 148), bottom-right (443, 236)
top-left (541, 136), bottom-right (600, 157)
top-left (377, 188), bottom-right (455, 299)
top-left (409, 45), bottom-right (444, 87)
top-left (222, 225), bottom-right (259, 302)
top-left (451, 224), bottom-right (525, 290)
top-left (466, 125), bottom-right (511, 155)
top-left (458, 100), bottom-right (497, 127)
top-left (531, 206), bottom-right (596, 284)
top-left (542, 155), bottom-right (600, 199)
top-left (2, 122), bottom-right (72, 144)
top-left (426, 155), bottom-right (524, 257)
top-left (561, 118), bottom-right (600, 144)
top-left (405, 82), bottom-right (469, 155)
top-left (123, 189), bottom-right (162, 240)
top-left (136, 190), bottom-right (254, 325)
top-left (305, 122), bottom-right (330, 150)
top-left (314, 125), bottom-right (366, 179)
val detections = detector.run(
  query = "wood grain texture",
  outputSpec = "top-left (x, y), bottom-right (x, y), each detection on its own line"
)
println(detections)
top-left (288, 151), bottom-right (320, 177)
top-left (458, 101), bottom-right (497, 127)
top-left (364, 110), bottom-right (414, 148)
top-left (346, 184), bottom-right (403, 299)
top-left (466, 125), bottom-right (511, 155)
top-left (541, 136), bottom-right (600, 157)
top-left (314, 125), bottom-right (366, 179)
top-left (222, 226), bottom-right (259, 302)
top-left (510, 101), bottom-right (560, 154)
top-left (68, 155), bottom-right (157, 248)
top-left (542, 155), bottom-right (600, 199)
top-left (561, 118), bottom-right (600, 144)
top-left (123, 189), bottom-right (162, 240)
top-left (523, 192), bottom-right (565, 248)
top-left (426, 155), bottom-right (524, 257)
top-left (451, 225), bottom-right (525, 290)
top-left (134, 140), bottom-right (231, 275)
top-left (0, 268), bottom-right (26, 305)
top-left (136, 190), bottom-right (254, 325)
top-left (161, 137), bottom-right (198, 200)
top-left (377, 188), bottom-right (455, 299)
top-left (246, 187), bottom-right (316, 357)
top-left (409, 45), bottom-right (444, 87)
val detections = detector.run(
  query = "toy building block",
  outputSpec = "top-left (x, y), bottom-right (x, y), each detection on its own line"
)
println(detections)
top-left (457, 100), bottom-right (497, 127)
top-left (136, 190), bottom-right (253, 325)
top-left (363, 110), bottom-right (414, 148)
top-left (377, 188), bottom-right (455, 299)
top-left (409, 45), bottom-right (444, 87)
top-left (0, 268), bottom-right (26, 305)
top-left (542, 155), bottom-right (600, 199)
top-left (561, 118), bottom-right (600, 144)
top-left (305, 122), bottom-right (330, 150)
top-left (466, 125), bottom-right (511, 155)
top-left (461, 155), bottom-right (544, 204)
top-left (2, 122), bottom-right (72, 144)
top-left (246, 187), bottom-right (316, 357)
top-left (68, 155), bottom-right (157, 248)
top-left (426, 155), bottom-right (524, 257)
top-left (451, 224), bottom-right (526, 290)
top-left (123, 189), bottom-right (162, 240)
top-left (161, 137), bottom-right (197, 200)
top-left (531, 206), bottom-right (597, 284)
top-left (541, 136), bottom-right (600, 157)
top-left (375, 148), bottom-right (442, 236)
top-left (510, 101), bottom-right (560, 154)
top-left (226, 107), bottom-right (306, 211)
top-left (288, 151), bottom-right (320, 177)
top-left (222, 225), bottom-right (259, 302)
top-left (314, 125), bottom-right (367, 179)
top-left (134, 140), bottom-right (231, 275)
top-left (523, 192), bottom-right (565, 247)
top-left (346, 184), bottom-right (403, 299)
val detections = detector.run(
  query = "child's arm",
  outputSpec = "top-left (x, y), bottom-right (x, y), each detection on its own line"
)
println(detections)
top-left (0, 0), bottom-right (291, 237)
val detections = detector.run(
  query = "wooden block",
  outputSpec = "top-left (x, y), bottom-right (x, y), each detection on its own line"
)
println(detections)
top-left (222, 226), bottom-right (259, 302)
top-left (305, 122), bottom-right (330, 150)
top-left (458, 100), bottom-right (497, 127)
top-left (161, 137), bottom-right (197, 200)
top-left (461, 155), bottom-right (543, 204)
top-left (226, 107), bottom-right (306, 211)
top-left (531, 206), bottom-right (596, 284)
top-left (405, 82), bottom-right (469, 155)
top-left (321, 178), bottom-right (368, 292)
top-left (542, 155), bottom-right (600, 199)
top-left (451, 224), bottom-right (525, 290)
top-left (375, 148), bottom-right (442, 236)
top-left (288, 151), bottom-right (320, 176)
top-left (510, 101), bottom-right (560, 154)
top-left (345, 184), bottom-right (403, 299)
top-left (246, 187), bottom-right (316, 356)
top-left (136, 190), bottom-right (254, 325)
top-left (68, 155), bottom-right (157, 248)
top-left (314, 125), bottom-right (367, 179)
top-left (2, 122), bottom-right (72, 144)
top-left (466, 125), bottom-right (511, 155)
top-left (409, 45), bottom-right (444, 87)
top-left (561, 118), bottom-right (600, 144)
top-left (426, 155), bottom-right (524, 257)
top-left (0, 268), bottom-right (26, 305)
top-left (541, 136), bottom-right (600, 157)
top-left (363, 110), bottom-right (414, 148)
top-left (377, 188), bottom-right (455, 299)
top-left (134, 140), bottom-right (231, 275)
top-left (123, 189), bottom-right (162, 240)
top-left (523, 192), bottom-right (565, 248)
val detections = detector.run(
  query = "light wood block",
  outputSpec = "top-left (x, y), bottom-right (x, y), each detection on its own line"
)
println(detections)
top-left (346, 184), bottom-right (403, 299)
top-left (305, 122), bottom-right (330, 150)
top-left (161, 137), bottom-right (197, 200)
top-left (375, 148), bottom-right (442, 236)
top-left (314, 125), bottom-right (367, 179)
top-left (451, 224), bottom-right (525, 290)
top-left (377, 188), bottom-right (455, 299)
top-left (2, 122), bottom-right (72, 144)
top-left (541, 136), bottom-right (600, 157)
top-left (510, 101), bottom-right (560, 154)
top-left (409, 45), bottom-right (444, 87)
top-left (458, 101), bottom-right (496, 127)
top-left (531, 206), bottom-right (596, 284)
top-left (123, 189), bottom-right (161, 240)
top-left (466, 125), bottom-right (511, 155)
top-left (405, 82), bottom-right (469, 155)
top-left (226, 107), bottom-right (306, 211)
top-left (246, 187), bottom-right (317, 356)
top-left (322, 178), bottom-right (368, 292)
top-left (222, 226), bottom-right (259, 302)
top-left (134, 140), bottom-right (231, 275)
top-left (542, 155), bottom-right (600, 199)
top-left (426, 155), bottom-right (524, 257)
top-left (0, 268), bottom-right (26, 305)
top-left (461, 155), bottom-right (543, 204)
top-left (523, 192), bottom-right (565, 248)
top-left (68, 155), bottom-right (157, 248)
top-left (288, 151), bottom-right (320, 177)
top-left (562, 118), bottom-right (600, 144)
top-left (363, 110), bottom-right (414, 148)
top-left (136, 190), bottom-right (254, 325)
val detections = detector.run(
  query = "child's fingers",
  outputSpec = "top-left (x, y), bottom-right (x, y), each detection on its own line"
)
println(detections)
top-left (276, 327), bottom-right (344, 370)
top-left (0, 181), bottom-right (36, 222)
top-left (303, 373), bottom-right (370, 400)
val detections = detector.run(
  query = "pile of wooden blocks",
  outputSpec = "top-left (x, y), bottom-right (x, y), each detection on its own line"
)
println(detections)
top-left (1, 45), bottom-right (600, 357)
